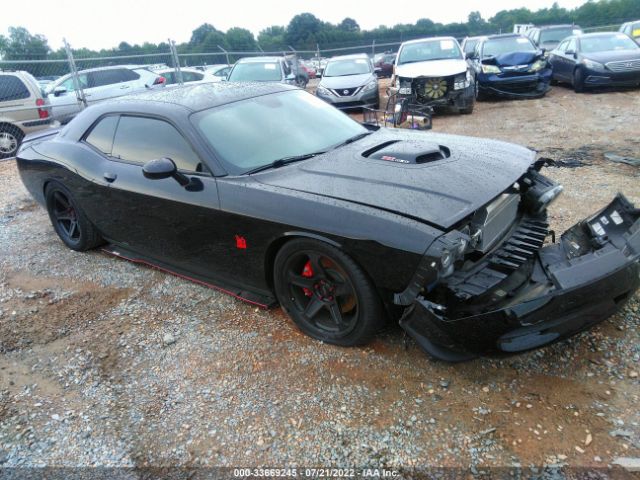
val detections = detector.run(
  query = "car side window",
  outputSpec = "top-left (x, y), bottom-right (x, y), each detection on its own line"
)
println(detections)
top-left (556, 40), bottom-right (568, 52)
top-left (162, 71), bottom-right (176, 84)
top-left (90, 69), bottom-right (138, 88)
top-left (566, 38), bottom-right (577, 53)
top-left (111, 116), bottom-right (203, 173)
top-left (60, 74), bottom-right (89, 92)
top-left (184, 71), bottom-right (203, 82)
top-left (84, 115), bottom-right (119, 155)
top-left (282, 61), bottom-right (291, 76)
top-left (0, 75), bottom-right (30, 102)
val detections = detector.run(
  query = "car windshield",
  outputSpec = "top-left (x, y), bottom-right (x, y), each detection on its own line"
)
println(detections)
top-left (192, 90), bottom-right (368, 175)
top-left (398, 39), bottom-right (462, 64)
top-left (483, 37), bottom-right (536, 57)
top-left (323, 59), bottom-right (371, 77)
top-left (580, 34), bottom-right (640, 53)
top-left (228, 62), bottom-right (282, 82)
top-left (540, 27), bottom-right (581, 44)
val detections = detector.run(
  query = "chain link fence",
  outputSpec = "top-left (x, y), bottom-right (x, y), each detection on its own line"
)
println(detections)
top-left (0, 20), bottom-right (627, 158)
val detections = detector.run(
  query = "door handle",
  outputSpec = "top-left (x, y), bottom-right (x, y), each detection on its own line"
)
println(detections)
top-left (103, 172), bottom-right (117, 183)
top-left (120, 85), bottom-right (130, 89)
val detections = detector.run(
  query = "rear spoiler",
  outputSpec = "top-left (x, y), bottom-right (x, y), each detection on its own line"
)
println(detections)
top-left (22, 127), bottom-right (61, 145)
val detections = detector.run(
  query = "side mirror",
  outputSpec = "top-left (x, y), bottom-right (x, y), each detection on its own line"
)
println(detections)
top-left (565, 49), bottom-right (576, 56)
top-left (142, 157), bottom-right (190, 186)
top-left (465, 52), bottom-right (474, 60)
top-left (53, 86), bottom-right (67, 96)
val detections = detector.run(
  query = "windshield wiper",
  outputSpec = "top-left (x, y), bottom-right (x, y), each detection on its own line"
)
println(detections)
top-left (331, 131), bottom-right (373, 150)
top-left (245, 151), bottom-right (326, 175)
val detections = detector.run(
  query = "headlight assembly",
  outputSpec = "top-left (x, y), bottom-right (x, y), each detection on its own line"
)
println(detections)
top-left (529, 59), bottom-right (547, 72)
top-left (316, 85), bottom-right (332, 96)
top-left (396, 77), bottom-right (412, 95)
top-left (582, 58), bottom-right (605, 71)
top-left (481, 64), bottom-right (501, 74)
top-left (454, 70), bottom-right (473, 90)
top-left (362, 80), bottom-right (378, 91)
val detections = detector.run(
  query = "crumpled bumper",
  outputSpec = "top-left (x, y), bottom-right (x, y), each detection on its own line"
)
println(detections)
top-left (400, 195), bottom-right (640, 361)
top-left (479, 69), bottom-right (552, 98)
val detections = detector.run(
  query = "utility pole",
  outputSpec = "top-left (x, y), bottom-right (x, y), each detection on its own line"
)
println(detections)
top-left (63, 38), bottom-right (87, 109)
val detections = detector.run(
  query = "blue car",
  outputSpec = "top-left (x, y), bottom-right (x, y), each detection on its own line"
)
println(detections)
top-left (469, 34), bottom-right (552, 99)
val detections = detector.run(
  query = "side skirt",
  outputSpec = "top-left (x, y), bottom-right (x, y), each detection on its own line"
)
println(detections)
top-left (101, 244), bottom-right (277, 309)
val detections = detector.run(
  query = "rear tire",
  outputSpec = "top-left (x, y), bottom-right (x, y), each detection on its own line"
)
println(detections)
top-left (0, 125), bottom-right (24, 159)
top-left (274, 238), bottom-right (384, 347)
top-left (45, 182), bottom-right (103, 251)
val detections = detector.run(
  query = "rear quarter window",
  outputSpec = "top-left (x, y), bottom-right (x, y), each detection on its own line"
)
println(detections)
top-left (84, 115), bottom-right (119, 155)
top-left (0, 75), bottom-right (31, 102)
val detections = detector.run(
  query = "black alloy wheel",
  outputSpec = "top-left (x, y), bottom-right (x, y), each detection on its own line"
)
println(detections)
top-left (274, 239), bottom-right (384, 346)
top-left (45, 182), bottom-right (103, 251)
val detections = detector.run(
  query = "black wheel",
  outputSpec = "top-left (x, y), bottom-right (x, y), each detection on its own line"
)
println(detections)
top-left (274, 239), bottom-right (384, 346)
top-left (0, 125), bottom-right (24, 159)
top-left (573, 68), bottom-right (585, 93)
top-left (45, 182), bottom-right (103, 251)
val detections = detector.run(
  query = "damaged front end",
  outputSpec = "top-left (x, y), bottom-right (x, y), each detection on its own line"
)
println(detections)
top-left (397, 162), bottom-right (640, 361)
top-left (392, 71), bottom-right (475, 112)
top-left (477, 52), bottom-right (552, 99)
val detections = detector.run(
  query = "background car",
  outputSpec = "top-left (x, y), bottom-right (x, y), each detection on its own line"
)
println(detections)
top-left (155, 67), bottom-right (217, 86)
top-left (315, 54), bottom-right (379, 110)
top-left (45, 65), bottom-right (165, 123)
top-left (619, 20), bottom-right (640, 44)
top-left (227, 57), bottom-right (297, 84)
top-left (203, 64), bottom-right (232, 81)
top-left (527, 24), bottom-right (583, 53)
top-left (469, 34), bottom-right (552, 99)
top-left (0, 70), bottom-right (55, 159)
top-left (548, 32), bottom-right (640, 92)
top-left (373, 52), bottom-right (396, 78)
top-left (392, 37), bottom-right (475, 114)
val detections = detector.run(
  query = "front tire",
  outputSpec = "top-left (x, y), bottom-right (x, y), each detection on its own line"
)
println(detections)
top-left (573, 68), bottom-right (585, 93)
top-left (45, 182), bottom-right (103, 251)
top-left (274, 239), bottom-right (384, 347)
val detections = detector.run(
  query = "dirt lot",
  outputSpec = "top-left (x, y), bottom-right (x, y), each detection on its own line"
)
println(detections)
top-left (1, 83), bottom-right (639, 475)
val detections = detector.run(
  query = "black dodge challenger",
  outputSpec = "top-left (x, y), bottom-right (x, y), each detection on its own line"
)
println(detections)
top-left (16, 83), bottom-right (640, 361)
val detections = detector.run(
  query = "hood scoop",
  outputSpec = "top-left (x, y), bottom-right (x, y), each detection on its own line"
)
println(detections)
top-left (363, 141), bottom-right (451, 165)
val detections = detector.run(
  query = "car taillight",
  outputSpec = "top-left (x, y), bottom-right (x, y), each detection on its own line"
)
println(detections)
top-left (153, 76), bottom-right (166, 85)
top-left (36, 98), bottom-right (49, 119)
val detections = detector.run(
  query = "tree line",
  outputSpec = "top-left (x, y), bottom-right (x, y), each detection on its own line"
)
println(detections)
top-left (1, 0), bottom-right (639, 75)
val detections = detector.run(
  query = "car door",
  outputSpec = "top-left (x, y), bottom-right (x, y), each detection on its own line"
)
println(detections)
top-left (548, 40), bottom-right (568, 79)
top-left (47, 73), bottom-right (89, 122)
top-left (83, 114), bottom-right (224, 277)
top-left (85, 69), bottom-right (139, 104)
top-left (553, 39), bottom-right (575, 81)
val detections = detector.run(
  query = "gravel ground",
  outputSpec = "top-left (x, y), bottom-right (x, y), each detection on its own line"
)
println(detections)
top-left (0, 83), bottom-right (639, 476)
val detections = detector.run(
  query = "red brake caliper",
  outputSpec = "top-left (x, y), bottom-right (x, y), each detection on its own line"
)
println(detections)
top-left (302, 260), bottom-right (313, 297)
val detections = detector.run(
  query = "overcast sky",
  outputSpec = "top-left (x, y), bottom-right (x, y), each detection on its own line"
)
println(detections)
top-left (2, 0), bottom-right (588, 50)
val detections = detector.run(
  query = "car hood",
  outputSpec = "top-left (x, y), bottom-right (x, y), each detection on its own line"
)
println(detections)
top-left (486, 51), bottom-right (541, 67)
top-left (583, 49), bottom-right (640, 63)
top-left (319, 73), bottom-right (374, 89)
top-left (254, 129), bottom-right (535, 229)
top-left (395, 59), bottom-right (467, 78)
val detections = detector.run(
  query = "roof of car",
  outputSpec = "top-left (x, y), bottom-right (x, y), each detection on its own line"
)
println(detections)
top-left (535, 24), bottom-right (581, 30)
top-left (327, 53), bottom-right (370, 61)
top-left (485, 33), bottom-right (527, 40)
top-left (69, 65), bottom-right (151, 75)
top-left (574, 32), bottom-right (630, 39)
top-left (112, 81), bottom-right (297, 111)
top-left (236, 56), bottom-right (283, 63)
top-left (400, 36), bottom-right (458, 46)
